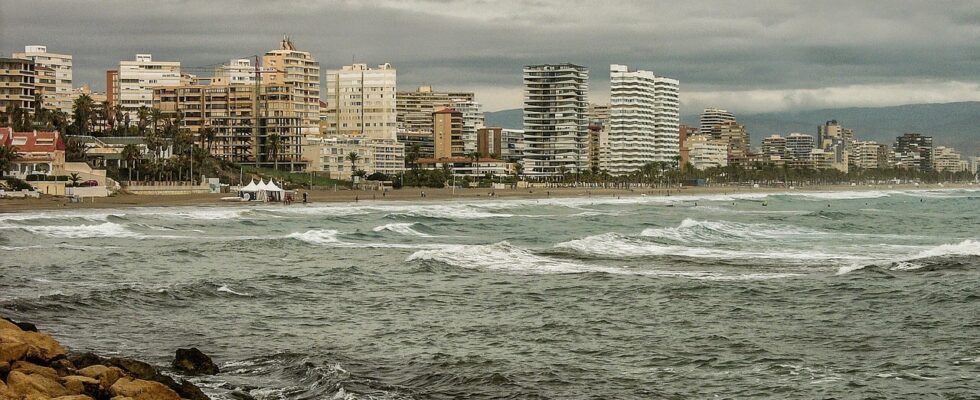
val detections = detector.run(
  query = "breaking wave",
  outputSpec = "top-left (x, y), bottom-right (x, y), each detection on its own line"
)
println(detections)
top-left (837, 239), bottom-right (980, 275)
top-left (640, 218), bottom-right (825, 243)
top-left (372, 222), bottom-right (435, 237)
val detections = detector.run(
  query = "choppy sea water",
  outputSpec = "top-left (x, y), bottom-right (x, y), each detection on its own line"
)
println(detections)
top-left (2, 188), bottom-right (979, 399)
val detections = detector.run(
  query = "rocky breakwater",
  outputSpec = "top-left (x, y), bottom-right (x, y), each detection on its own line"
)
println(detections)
top-left (1, 316), bottom-right (215, 400)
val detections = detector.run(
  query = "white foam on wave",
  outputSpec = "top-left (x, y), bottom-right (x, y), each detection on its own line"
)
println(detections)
top-left (836, 239), bottom-right (980, 275)
top-left (556, 232), bottom-right (871, 263)
top-left (216, 285), bottom-right (251, 296)
top-left (406, 241), bottom-right (801, 281)
top-left (372, 222), bottom-right (433, 237)
top-left (17, 222), bottom-right (146, 239)
top-left (640, 218), bottom-right (824, 242)
top-left (0, 243), bottom-right (116, 251)
top-left (287, 229), bottom-right (341, 245)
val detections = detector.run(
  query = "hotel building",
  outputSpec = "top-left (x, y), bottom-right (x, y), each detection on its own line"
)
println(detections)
top-left (325, 63), bottom-right (397, 140)
top-left (605, 64), bottom-right (679, 175)
top-left (522, 63), bottom-right (589, 178)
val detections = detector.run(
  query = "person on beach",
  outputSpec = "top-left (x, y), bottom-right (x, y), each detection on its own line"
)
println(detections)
top-left (303, 192), bottom-right (308, 204)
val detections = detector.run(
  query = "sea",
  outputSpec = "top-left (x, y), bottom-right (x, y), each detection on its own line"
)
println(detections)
top-left (1, 188), bottom-right (979, 399)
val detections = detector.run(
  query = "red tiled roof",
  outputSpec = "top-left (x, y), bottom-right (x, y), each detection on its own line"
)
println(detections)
top-left (0, 129), bottom-right (66, 153)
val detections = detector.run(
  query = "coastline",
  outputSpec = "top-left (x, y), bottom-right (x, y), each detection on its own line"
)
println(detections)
top-left (0, 182), bottom-right (975, 213)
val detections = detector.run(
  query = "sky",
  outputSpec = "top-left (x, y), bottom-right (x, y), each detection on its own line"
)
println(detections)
top-left (2, 0), bottom-right (980, 113)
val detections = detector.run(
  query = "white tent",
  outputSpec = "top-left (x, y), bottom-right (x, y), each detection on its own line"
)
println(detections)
top-left (238, 180), bottom-right (259, 200)
top-left (265, 180), bottom-right (285, 202)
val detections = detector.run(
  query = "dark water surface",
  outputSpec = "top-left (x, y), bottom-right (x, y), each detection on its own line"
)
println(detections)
top-left (2, 188), bottom-right (979, 399)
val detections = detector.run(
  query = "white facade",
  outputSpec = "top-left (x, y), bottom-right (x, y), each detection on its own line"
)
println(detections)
top-left (215, 59), bottom-right (255, 85)
top-left (687, 135), bottom-right (728, 170)
top-left (851, 141), bottom-right (884, 170)
top-left (305, 136), bottom-right (405, 179)
top-left (605, 64), bottom-right (679, 175)
top-left (699, 108), bottom-right (735, 133)
top-left (13, 45), bottom-right (73, 114)
top-left (932, 146), bottom-right (967, 172)
top-left (522, 64), bottom-right (589, 178)
top-left (500, 128), bottom-right (525, 163)
top-left (785, 133), bottom-right (816, 161)
top-left (117, 54), bottom-right (181, 121)
top-left (325, 63), bottom-right (397, 140)
top-left (761, 134), bottom-right (787, 160)
top-left (452, 99), bottom-right (485, 154)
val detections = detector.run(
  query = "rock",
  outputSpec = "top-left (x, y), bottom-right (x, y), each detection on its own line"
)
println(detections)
top-left (104, 357), bottom-right (157, 380)
top-left (12, 360), bottom-right (60, 381)
top-left (228, 390), bottom-right (257, 400)
top-left (0, 379), bottom-right (17, 400)
top-left (172, 347), bottom-right (219, 375)
top-left (67, 352), bottom-right (103, 369)
top-left (109, 377), bottom-right (180, 400)
top-left (77, 365), bottom-right (124, 389)
top-left (0, 343), bottom-right (29, 363)
top-left (60, 375), bottom-right (101, 396)
top-left (109, 397), bottom-right (135, 400)
top-left (6, 370), bottom-right (72, 398)
top-left (0, 360), bottom-right (9, 378)
top-left (0, 322), bottom-right (67, 362)
top-left (52, 396), bottom-right (96, 400)
top-left (50, 358), bottom-right (76, 377)
top-left (176, 379), bottom-right (211, 400)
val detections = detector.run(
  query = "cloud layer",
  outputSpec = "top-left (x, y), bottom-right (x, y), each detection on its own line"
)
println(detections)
top-left (2, 0), bottom-right (978, 112)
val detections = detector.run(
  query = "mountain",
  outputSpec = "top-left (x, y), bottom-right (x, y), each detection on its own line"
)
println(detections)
top-left (487, 102), bottom-right (980, 156)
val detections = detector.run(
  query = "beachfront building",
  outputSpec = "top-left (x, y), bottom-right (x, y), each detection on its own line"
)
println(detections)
top-left (114, 54), bottom-right (181, 121)
top-left (932, 146), bottom-right (968, 172)
top-left (477, 127), bottom-right (502, 158)
top-left (761, 134), bottom-right (787, 161)
top-left (433, 107), bottom-right (464, 159)
top-left (396, 85), bottom-right (473, 133)
top-left (303, 136), bottom-right (405, 179)
top-left (214, 59), bottom-right (255, 85)
top-left (13, 46), bottom-right (72, 115)
top-left (416, 156), bottom-right (508, 179)
top-left (850, 141), bottom-right (892, 170)
top-left (0, 128), bottom-right (66, 178)
top-left (0, 58), bottom-right (36, 125)
top-left (152, 82), bottom-right (306, 170)
top-left (500, 128), bottom-right (525, 163)
top-left (699, 108), bottom-right (735, 134)
top-left (325, 63), bottom-right (397, 140)
top-left (686, 134), bottom-right (728, 170)
top-left (605, 64), bottom-right (680, 175)
top-left (453, 99), bottom-right (485, 153)
top-left (708, 121), bottom-right (750, 165)
top-left (522, 63), bottom-right (589, 179)
top-left (894, 133), bottom-right (933, 171)
top-left (262, 37), bottom-right (320, 134)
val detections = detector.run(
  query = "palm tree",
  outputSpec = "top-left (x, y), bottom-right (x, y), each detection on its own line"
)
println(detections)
top-left (346, 151), bottom-right (360, 187)
top-left (68, 172), bottom-right (81, 187)
top-left (121, 144), bottom-right (141, 182)
top-left (469, 151), bottom-right (482, 178)
top-left (266, 133), bottom-right (282, 170)
top-left (70, 95), bottom-right (94, 136)
top-left (201, 126), bottom-right (217, 153)
top-left (0, 145), bottom-right (19, 177)
top-left (405, 144), bottom-right (421, 187)
top-left (514, 162), bottom-right (524, 183)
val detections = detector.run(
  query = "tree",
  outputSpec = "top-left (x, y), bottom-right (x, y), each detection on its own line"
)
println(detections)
top-left (469, 151), bottom-right (482, 178)
top-left (405, 144), bottom-right (421, 188)
top-left (64, 137), bottom-right (87, 162)
top-left (68, 172), bottom-right (81, 187)
top-left (121, 144), bottom-right (141, 182)
top-left (70, 95), bottom-right (94, 136)
top-left (346, 151), bottom-right (360, 187)
top-left (0, 145), bottom-right (19, 177)
top-left (267, 133), bottom-right (282, 170)
top-left (201, 126), bottom-right (217, 153)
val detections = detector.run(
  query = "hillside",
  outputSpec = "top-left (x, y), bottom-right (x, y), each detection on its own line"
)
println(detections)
top-left (487, 102), bottom-right (980, 156)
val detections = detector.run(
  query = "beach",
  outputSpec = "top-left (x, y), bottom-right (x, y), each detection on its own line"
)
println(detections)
top-left (1, 182), bottom-right (972, 213)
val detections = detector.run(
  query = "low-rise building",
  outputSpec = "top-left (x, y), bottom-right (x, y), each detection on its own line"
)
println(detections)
top-left (303, 136), bottom-right (404, 179)
top-left (417, 156), bottom-right (509, 179)
top-left (0, 128), bottom-right (65, 178)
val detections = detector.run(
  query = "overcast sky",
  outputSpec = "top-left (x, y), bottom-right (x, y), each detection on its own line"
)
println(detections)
top-left (2, 0), bottom-right (979, 113)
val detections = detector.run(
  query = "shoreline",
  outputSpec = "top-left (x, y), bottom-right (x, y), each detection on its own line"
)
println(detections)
top-left (0, 182), bottom-right (975, 213)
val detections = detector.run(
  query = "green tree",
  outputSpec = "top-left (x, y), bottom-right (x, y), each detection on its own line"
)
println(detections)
top-left (267, 133), bottom-right (282, 171)
top-left (121, 143), bottom-right (141, 182)
top-left (70, 95), bottom-right (94, 136)
top-left (346, 151), bottom-right (361, 187)
top-left (68, 172), bottom-right (81, 187)
top-left (0, 145), bottom-right (19, 176)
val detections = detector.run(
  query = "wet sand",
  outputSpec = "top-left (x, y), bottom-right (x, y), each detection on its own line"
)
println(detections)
top-left (0, 183), bottom-right (973, 213)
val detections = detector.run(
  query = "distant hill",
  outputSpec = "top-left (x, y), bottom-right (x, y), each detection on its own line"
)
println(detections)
top-left (488, 102), bottom-right (980, 156)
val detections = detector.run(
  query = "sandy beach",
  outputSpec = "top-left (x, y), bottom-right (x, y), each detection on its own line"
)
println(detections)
top-left (0, 183), bottom-right (973, 213)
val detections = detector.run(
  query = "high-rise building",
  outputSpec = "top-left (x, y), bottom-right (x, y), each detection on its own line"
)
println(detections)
top-left (894, 133), bottom-right (933, 171)
top-left (785, 133), bottom-right (815, 161)
top-left (452, 99), bottom-right (485, 153)
top-left (105, 70), bottom-right (118, 105)
top-left (396, 86), bottom-right (474, 135)
top-left (152, 81), bottom-right (306, 170)
top-left (325, 63), bottom-right (397, 140)
top-left (588, 103), bottom-right (610, 171)
top-left (605, 64), bottom-right (679, 175)
top-left (851, 141), bottom-right (888, 170)
top-left (761, 134), bottom-right (787, 160)
top-left (13, 46), bottom-right (72, 114)
top-left (0, 58), bottom-right (36, 125)
top-left (522, 63), bottom-right (589, 178)
top-left (477, 127), bottom-right (502, 158)
top-left (678, 125), bottom-right (698, 169)
top-left (686, 135), bottom-right (728, 170)
top-left (433, 107), bottom-right (463, 159)
top-left (932, 146), bottom-right (967, 172)
top-left (116, 54), bottom-right (181, 121)
top-left (709, 121), bottom-right (750, 164)
top-left (699, 108), bottom-right (735, 133)
top-left (500, 129), bottom-right (525, 163)
top-left (214, 59), bottom-right (255, 85)
top-left (262, 37), bottom-right (320, 134)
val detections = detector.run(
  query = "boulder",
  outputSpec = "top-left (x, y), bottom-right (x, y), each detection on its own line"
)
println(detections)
top-left (0, 324), bottom-right (67, 362)
top-left (50, 358), bottom-right (76, 377)
top-left (0, 379), bottom-right (17, 400)
top-left (60, 375), bottom-right (101, 396)
top-left (104, 357), bottom-right (157, 380)
top-left (52, 396), bottom-right (96, 400)
top-left (6, 370), bottom-right (72, 398)
top-left (12, 360), bottom-right (60, 381)
top-left (67, 352), bottom-right (103, 369)
top-left (1, 317), bottom-right (36, 332)
top-left (77, 365), bottom-right (124, 389)
top-left (172, 348), bottom-right (219, 375)
top-left (176, 379), bottom-right (211, 400)
top-left (0, 343), bottom-right (29, 363)
top-left (109, 377), bottom-right (180, 400)
top-left (0, 360), bottom-right (9, 377)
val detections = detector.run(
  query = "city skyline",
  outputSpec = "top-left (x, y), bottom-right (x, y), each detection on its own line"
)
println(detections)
top-left (3, 0), bottom-right (980, 113)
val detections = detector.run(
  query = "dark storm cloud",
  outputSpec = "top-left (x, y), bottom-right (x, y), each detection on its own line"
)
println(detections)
top-left (2, 0), bottom-right (979, 112)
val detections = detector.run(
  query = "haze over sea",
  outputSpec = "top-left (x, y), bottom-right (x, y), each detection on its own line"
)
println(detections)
top-left (2, 188), bottom-right (979, 399)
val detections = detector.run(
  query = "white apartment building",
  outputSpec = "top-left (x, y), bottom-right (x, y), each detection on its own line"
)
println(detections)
top-left (304, 136), bottom-right (405, 179)
top-left (851, 141), bottom-right (886, 170)
top-left (932, 146), bottom-right (968, 172)
top-left (761, 134), bottom-right (787, 160)
top-left (452, 99), bottom-right (485, 154)
top-left (500, 128), bottom-right (525, 163)
top-left (215, 59), bottom-right (255, 85)
top-left (116, 54), bottom-right (181, 120)
top-left (522, 64), bottom-right (589, 179)
top-left (687, 135), bottom-right (728, 170)
top-left (785, 133), bottom-right (816, 161)
top-left (13, 45), bottom-right (73, 114)
top-left (699, 108), bottom-right (735, 133)
top-left (604, 64), bottom-right (679, 175)
top-left (263, 38), bottom-right (320, 133)
top-left (325, 63), bottom-right (397, 140)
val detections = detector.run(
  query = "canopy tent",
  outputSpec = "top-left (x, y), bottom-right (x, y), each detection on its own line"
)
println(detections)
top-left (238, 179), bottom-right (259, 200)
top-left (263, 180), bottom-right (285, 202)
top-left (237, 178), bottom-right (287, 202)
